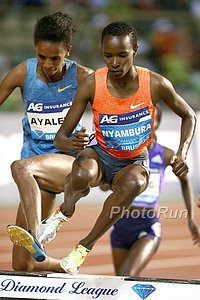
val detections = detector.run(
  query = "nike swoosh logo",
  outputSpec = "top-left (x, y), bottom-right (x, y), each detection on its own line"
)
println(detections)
top-left (130, 102), bottom-right (145, 110)
top-left (58, 84), bottom-right (72, 92)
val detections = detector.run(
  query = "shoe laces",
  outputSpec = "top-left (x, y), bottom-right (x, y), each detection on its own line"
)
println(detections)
top-left (43, 209), bottom-right (68, 227)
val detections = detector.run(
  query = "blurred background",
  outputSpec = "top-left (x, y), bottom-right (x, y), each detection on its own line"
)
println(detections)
top-left (0, 0), bottom-right (200, 205)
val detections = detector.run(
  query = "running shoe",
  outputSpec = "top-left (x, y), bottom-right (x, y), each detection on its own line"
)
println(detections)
top-left (6, 225), bottom-right (46, 262)
top-left (60, 244), bottom-right (90, 275)
top-left (38, 205), bottom-right (69, 244)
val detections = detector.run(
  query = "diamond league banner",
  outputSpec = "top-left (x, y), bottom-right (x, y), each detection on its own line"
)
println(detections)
top-left (0, 272), bottom-right (200, 299)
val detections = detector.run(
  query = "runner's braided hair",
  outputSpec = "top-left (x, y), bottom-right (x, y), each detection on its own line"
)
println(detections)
top-left (34, 12), bottom-right (78, 48)
top-left (101, 21), bottom-right (138, 49)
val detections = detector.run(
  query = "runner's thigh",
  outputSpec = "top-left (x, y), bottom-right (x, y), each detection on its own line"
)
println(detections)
top-left (112, 164), bottom-right (149, 193)
top-left (24, 153), bottom-right (75, 193)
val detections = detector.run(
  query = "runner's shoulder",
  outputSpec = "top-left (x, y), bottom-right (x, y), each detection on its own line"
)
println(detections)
top-left (76, 64), bottom-right (94, 84)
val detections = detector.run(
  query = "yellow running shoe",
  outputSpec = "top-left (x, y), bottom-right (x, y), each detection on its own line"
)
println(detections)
top-left (6, 225), bottom-right (46, 262)
top-left (38, 205), bottom-right (69, 244)
top-left (60, 244), bottom-right (90, 274)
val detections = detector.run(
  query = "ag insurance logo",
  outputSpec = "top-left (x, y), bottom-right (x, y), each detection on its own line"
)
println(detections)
top-left (131, 284), bottom-right (156, 299)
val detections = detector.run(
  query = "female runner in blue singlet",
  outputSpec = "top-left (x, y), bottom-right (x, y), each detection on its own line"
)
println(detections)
top-left (1, 12), bottom-right (93, 272)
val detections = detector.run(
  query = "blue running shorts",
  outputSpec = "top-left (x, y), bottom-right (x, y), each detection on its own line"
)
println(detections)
top-left (90, 143), bottom-right (149, 184)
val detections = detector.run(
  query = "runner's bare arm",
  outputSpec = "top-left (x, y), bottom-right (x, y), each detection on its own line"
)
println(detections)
top-left (164, 146), bottom-right (200, 245)
top-left (151, 72), bottom-right (196, 178)
top-left (179, 178), bottom-right (200, 246)
top-left (0, 62), bottom-right (26, 106)
top-left (54, 73), bottom-right (95, 153)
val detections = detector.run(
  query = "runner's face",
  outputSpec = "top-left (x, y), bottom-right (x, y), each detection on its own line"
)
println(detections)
top-left (35, 40), bottom-right (70, 77)
top-left (102, 35), bottom-right (135, 78)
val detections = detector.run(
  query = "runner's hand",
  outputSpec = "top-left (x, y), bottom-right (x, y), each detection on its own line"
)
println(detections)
top-left (72, 127), bottom-right (90, 151)
top-left (170, 154), bottom-right (189, 180)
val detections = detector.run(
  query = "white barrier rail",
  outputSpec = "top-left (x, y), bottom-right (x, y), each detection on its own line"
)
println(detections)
top-left (0, 271), bottom-right (200, 299)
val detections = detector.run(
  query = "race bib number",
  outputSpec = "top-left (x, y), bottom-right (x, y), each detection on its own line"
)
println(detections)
top-left (26, 99), bottom-right (72, 140)
top-left (99, 107), bottom-right (152, 151)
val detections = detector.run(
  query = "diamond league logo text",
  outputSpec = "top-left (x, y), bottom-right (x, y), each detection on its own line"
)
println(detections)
top-left (69, 281), bottom-right (118, 299)
top-left (132, 284), bottom-right (156, 299)
top-left (0, 278), bottom-right (119, 299)
top-left (0, 278), bottom-right (66, 294)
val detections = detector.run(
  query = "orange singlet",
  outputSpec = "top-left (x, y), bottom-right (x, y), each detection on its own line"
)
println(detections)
top-left (92, 66), bottom-right (155, 159)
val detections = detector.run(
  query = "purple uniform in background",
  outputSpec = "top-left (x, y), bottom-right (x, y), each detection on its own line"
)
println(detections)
top-left (133, 142), bottom-right (165, 208)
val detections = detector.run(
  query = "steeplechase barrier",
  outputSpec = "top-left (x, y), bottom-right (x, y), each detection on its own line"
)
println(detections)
top-left (0, 271), bottom-right (200, 299)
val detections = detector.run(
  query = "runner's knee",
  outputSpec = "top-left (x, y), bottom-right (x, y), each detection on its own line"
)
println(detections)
top-left (71, 158), bottom-right (98, 189)
top-left (11, 159), bottom-right (32, 180)
top-left (130, 175), bottom-right (147, 194)
top-left (117, 175), bottom-right (147, 202)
